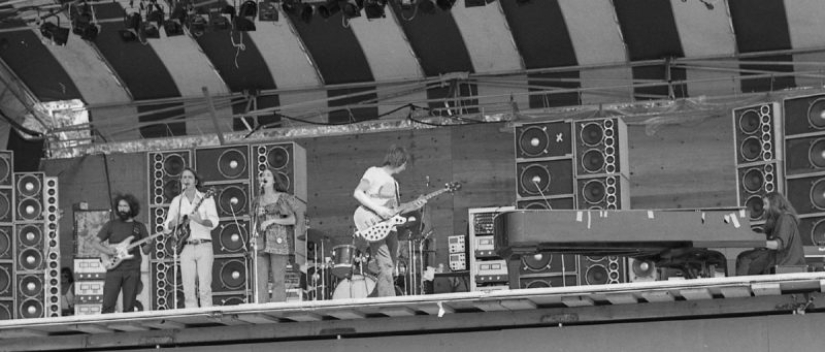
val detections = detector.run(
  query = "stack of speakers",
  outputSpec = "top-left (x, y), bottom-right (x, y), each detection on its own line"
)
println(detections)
top-left (511, 117), bottom-right (631, 289)
top-left (0, 150), bottom-right (62, 320)
top-left (195, 145), bottom-right (251, 306)
top-left (731, 102), bottom-right (783, 227)
top-left (783, 94), bottom-right (825, 248)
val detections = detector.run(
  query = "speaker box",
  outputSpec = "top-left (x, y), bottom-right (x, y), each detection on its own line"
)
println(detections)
top-left (251, 142), bottom-right (307, 202)
top-left (213, 292), bottom-right (247, 306)
top-left (514, 121), bottom-right (573, 160)
top-left (149, 206), bottom-right (172, 260)
top-left (148, 150), bottom-right (191, 207)
top-left (16, 273), bottom-right (44, 319)
top-left (0, 225), bottom-right (11, 261)
top-left (0, 188), bottom-right (12, 223)
top-left (576, 175), bottom-right (630, 210)
top-left (507, 253), bottom-right (578, 290)
top-left (0, 262), bottom-right (12, 298)
top-left (0, 300), bottom-right (11, 320)
top-left (211, 183), bottom-right (250, 219)
top-left (627, 258), bottom-right (658, 282)
top-left (43, 177), bottom-right (60, 317)
top-left (515, 159), bottom-right (574, 198)
top-left (212, 220), bottom-right (249, 256)
top-left (732, 102), bottom-right (782, 222)
top-left (195, 145), bottom-right (250, 184)
top-left (151, 260), bottom-right (184, 310)
top-left (574, 117), bottom-right (629, 178)
top-left (516, 197), bottom-right (575, 210)
top-left (14, 172), bottom-right (44, 222)
top-left (519, 275), bottom-right (578, 289)
top-left (798, 216), bottom-right (825, 247)
top-left (0, 151), bottom-right (12, 188)
top-left (15, 223), bottom-right (44, 272)
top-left (211, 256), bottom-right (248, 293)
top-left (783, 93), bottom-right (825, 137)
top-left (579, 256), bottom-right (626, 285)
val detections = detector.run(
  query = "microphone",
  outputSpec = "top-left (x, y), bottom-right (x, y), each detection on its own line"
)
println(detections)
top-left (260, 180), bottom-right (266, 194)
top-left (425, 175), bottom-right (430, 188)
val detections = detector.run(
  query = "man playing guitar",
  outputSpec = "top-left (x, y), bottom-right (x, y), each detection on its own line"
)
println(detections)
top-left (90, 193), bottom-right (151, 313)
top-left (353, 145), bottom-right (426, 297)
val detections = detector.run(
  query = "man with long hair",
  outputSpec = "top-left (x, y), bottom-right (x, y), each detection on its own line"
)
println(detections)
top-left (91, 193), bottom-right (151, 313)
top-left (353, 145), bottom-right (426, 297)
top-left (736, 192), bottom-right (806, 275)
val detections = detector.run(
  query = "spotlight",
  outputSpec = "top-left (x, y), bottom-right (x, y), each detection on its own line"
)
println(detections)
top-left (363, 0), bottom-right (386, 19)
top-left (164, 5), bottom-right (186, 37)
top-left (208, 5), bottom-right (234, 31)
top-left (436, 0), bottom-right (456, 10)
top-left (318, 0), bottom-right (340, 19)
top-left (141, 5), bottom-right (164, 39)
top-left (299, 2), bottom-right (313, 23)
top-left (259, 0), bottom-right (279, 21)
top-left (40, 20), bottom-right (69, 46)
top-left (71, 6), bottom-right (99, 41)
top-left (118, 13), bottom-right (141, 42)
top-left (341, 0), bottom-right (361, 18)
top-left (235, 0), bottom-right (257, 31)
top-left (186, 11), bottom-right (209, 37)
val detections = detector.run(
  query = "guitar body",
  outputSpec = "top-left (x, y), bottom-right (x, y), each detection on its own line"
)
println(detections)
top-left (99, 236), bottom-right (136, 271)
top-left (173, 217), bottom-right (191, 254)
top-left (354, 208), bottom-right (419, 243)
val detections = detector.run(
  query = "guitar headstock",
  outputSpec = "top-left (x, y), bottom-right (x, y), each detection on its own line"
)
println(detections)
top-left (444, 182), bottom-right (462, 193)
top-left (204, 188), bottom-right (218, 198)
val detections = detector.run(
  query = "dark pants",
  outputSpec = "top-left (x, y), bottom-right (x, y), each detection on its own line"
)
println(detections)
top-left (101, 269), bottom-right (141, 313)
top-left (736, 249), bottom-right (775, 276)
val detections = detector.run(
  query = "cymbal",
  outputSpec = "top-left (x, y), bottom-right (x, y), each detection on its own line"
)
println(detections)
top-left (298, 228), bottom-right (331, 242)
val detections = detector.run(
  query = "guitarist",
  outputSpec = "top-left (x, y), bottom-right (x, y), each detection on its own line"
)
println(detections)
top-left (90, 193), bottom-right (151, 313)
top-left (163, 168), bottom-right (219, 308)
top-left (353, 145), bottom-right (427, 297)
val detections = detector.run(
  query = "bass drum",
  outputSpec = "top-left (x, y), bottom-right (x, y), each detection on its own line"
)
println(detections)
top-left (332, 275), bottom-right (376, 300)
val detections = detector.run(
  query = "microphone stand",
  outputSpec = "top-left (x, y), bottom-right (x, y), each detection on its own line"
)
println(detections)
top-left (228, 200), bottom-right (250, 304)
top-left (171, 193), bottom-right (184, 309)
top-left (250, 187), bottom-right (263, 304)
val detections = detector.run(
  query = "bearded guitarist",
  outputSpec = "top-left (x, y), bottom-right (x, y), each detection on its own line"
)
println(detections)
top-left (90, 193), bottom-right (151, 314)
top-left (163, 168), bottom-right (219, 309)
top-left (353, 145), bottom-right (427, 298)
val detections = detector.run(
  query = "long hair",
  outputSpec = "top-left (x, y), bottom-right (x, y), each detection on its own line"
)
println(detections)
top-left (112, 193), bottom-right (140, 218)
top-left (763, 192), bottom-right (799, 235)
top-left (382, 144), bottom-right (409, 168)
top-left (61, 267), bottom-right (74, 285)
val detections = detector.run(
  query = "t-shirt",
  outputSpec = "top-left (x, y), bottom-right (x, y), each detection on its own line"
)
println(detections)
top-left (770, 213), bottom-right (805, 266)
top-left (97, 219), bottom-right (149, 271)
top-left (360, 166), bottom-right (399, 208)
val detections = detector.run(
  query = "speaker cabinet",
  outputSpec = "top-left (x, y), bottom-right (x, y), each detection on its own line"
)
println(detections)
top-left (212, 220), bottom-right (249, 256)
top-left (16, 273), bottom-right (44, 319)
top-left (0, 300), bottom-right (11, 320)
top-left (43, 177), bottom-right (60, 317)
top-left (576, 175), bottom-right (630, 210)
top-left (212, 257), bottom-right (247, 293)
top-left (516, 159), bottom-right (574, 199)
top-left (0, 262), bottom-right (11, 298)
top-left (148, 150), bottom-right (191, 207)
top-left (213, 292), bottom-right (247, 306)
top-left (574, 117), bottom-right (630, 211)
top-left (514, 121), bottom-right (575, 210)
top-left (151, 260), bottom-right (184, 310)
top-left (732, 102), bottom-right (783, 222)
top-left (579, 256), bottom-right (626, 285)
top-left (0, 189), bottom-right (12, 224)
top-left (515, 121), bottom-right (573, 159)
top-left (507, 252), bottom-right (578, 290)
top-left (211, 183), bottom-right (250, 219)
top-left (150, 206), bottom-right (172, 261)
top-left (15, 223), bottom-right (44, 272)
top-left (251, 142), bottom-right (307, 202)
top-left (627, 258), bottom-right (658, 282)
top-left (195, 145), bottom-right (250, 184)
top-left (14, 172), bottom-right (44, 222)
top-left (0, 225), bottom-right (11, 261)
top-left (784, 94), bottom-right (825, 247)
top-left (0, 151), bottom-right (12, 188)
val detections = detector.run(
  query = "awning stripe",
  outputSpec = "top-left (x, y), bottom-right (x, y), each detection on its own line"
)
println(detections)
top-left (729, 0), bottom-right (795, 92)
top-left (451, 4), bottom-right (522, 73)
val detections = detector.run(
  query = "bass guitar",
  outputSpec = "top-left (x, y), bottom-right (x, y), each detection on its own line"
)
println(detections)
top-left (354, 182), bottom-right (461, 242)
top-left (99, 231), bottom-right (166, 271)
top-left (172, 188), bottom-right (216, 253)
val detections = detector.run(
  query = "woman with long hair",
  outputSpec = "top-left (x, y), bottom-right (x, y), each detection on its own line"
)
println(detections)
top-left (736, 192), bottom-right (805, 275)
top-left (251, 168), bottom-right (301, 303)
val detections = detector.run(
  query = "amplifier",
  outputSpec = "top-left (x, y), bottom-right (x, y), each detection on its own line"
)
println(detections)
top-left (448, 235), bottom-right (466, 254)
top-left (449, 253), bottom-right (466, 271)
top-left (475, 259), bottom-right (508, 283)
top-left (474, 235), bottom-right (496, 257)
top-left (76, 280), bottom-right (105, 304)
top-left (74, 258), bottom-right (106, 280)
top-left (75, 303), bottom-right (102, 316)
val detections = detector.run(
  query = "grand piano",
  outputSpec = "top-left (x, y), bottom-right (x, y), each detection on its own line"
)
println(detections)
top-left (494, 209), bottom-right (766, 278)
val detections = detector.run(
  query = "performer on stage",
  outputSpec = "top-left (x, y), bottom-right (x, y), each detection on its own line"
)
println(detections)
top-left (60, 267), bottom-right (75, 316)
top-left (353, 145), bottom-right (427, 297)
top-left (164, 168), bottom-right (219, 308)
top-left (736, 192), bottom-right (806, 275)
top-left (90, 193), bottom-right (151, 313)
top-left (251, 168), bottom-right (303, 303)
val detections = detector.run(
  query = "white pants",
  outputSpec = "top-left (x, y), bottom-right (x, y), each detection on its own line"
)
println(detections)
top-left (180, 242), bottom-right (214, 308)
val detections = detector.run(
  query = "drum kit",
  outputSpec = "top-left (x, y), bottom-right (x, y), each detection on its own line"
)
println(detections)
top-left (298, 227), bottom-right (431, 300)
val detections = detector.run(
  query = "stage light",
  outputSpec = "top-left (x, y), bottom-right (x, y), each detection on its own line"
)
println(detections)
top-left (164, 5), bottom-right (186, 37)
top-left (71, 5), bottom-right (99, 41)
top-left (118, 13), bottom-right (141, 42)
top-left (318, 0), bottom-right (340, 19)
top-left (208, 5), bottom-right (234, 31)
top-left (436, 0), bottom-right (456, 10)
top-left (341, 0), bottom-right (361, 18)
top-left (363, 0), bottom-right (386, 19)
top-left (259, 0), bottom-right (279, 21)
top-left (141, 5), bottom-right (164, 39)
top-left (234, 0), bottom-right (257, 31)
top-left (40, 20), bottom-right (69, 46)
top-left (186, 12), bottom-right (208, 37)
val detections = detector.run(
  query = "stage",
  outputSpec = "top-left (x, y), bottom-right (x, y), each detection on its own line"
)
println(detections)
top-left (1, 272), bottom-right (823, 352)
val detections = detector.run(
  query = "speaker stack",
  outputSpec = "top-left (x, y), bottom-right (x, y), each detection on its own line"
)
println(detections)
top-left (511, 118), bottom-right (630, 289)
top-left (195, 145), bottom-right (251, 306)
top-left (147, 150), bottom-right (191, 310)
top-left (732, 102), bottom-right (783, 226)
top-left (0, 151), bottom-right (13, 319)
top-left (783, 94), bottom-right (825, 248)
top-left (12, 171), bottom-right (60, 319)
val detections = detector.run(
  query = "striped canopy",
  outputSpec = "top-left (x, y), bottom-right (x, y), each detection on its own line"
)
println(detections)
top-left (1, 0), bottom-right (825, 143)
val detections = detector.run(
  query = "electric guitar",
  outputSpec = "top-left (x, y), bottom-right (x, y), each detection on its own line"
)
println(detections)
top-left (173, 188), bottom-right (217, 253)
top-left (99, 231), bottom-right (166, 271)
top-left (354, 182), bottom-right (461, 242)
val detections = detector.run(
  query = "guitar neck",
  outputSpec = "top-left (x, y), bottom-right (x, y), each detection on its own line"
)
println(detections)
top-left (121, 232), bottom-right (163, 253)
top-left (423, 188), bottom-right (449, 201)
